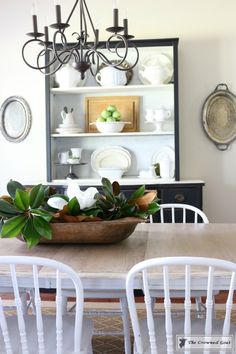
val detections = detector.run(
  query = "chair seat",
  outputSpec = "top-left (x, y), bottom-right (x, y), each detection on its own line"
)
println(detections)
top-left (137, 316), bottom-right (236, 354)
top-left (0, 314), bottom-right (93, 354)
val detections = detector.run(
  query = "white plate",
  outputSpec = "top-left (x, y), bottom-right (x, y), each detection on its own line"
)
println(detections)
top-left (91, 146), bottom-right (131, 173)
top-left (151, 146), bottom-right (175, 177)
top-left (55, 127), bottom-right (83, 134)
top-left (138, 53), bottom-right (173, 85)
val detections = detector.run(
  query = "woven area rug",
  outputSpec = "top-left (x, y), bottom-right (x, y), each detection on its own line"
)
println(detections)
top-left (3, 302), bottom-right (235, 354)
top-left (91, 308), bottom-right (231, 354)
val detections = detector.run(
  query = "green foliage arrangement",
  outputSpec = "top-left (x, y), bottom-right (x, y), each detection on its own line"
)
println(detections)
top-left (0, 178), bottom-right (159, 248)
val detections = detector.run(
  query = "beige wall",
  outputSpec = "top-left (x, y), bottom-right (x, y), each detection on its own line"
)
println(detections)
top-left (1, 0), bottom-right (236, 222)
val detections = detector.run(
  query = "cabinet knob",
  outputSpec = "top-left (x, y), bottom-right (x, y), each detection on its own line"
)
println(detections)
top-left (174, 193), bottom-right (185, 203)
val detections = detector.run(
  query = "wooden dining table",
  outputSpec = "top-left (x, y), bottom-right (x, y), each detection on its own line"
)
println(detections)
top-left (0, 223), bottom-right (236, 292)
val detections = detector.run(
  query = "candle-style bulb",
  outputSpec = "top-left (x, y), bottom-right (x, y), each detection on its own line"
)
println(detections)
top-left (123, 18), bottom-right (128, 36)
top-left (44, 26), bottom-right (49, 42)
top-left (113, 0), bottom-right (117, 9)
top-left (54, 0), bottom-right (60, 5)
top-left (95, 29), bottom-right (99, 45)
top-left (55, 3), bottom-right (62, 24)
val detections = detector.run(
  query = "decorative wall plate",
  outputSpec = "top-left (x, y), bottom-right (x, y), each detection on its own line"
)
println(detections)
top-left (0, 96), bottom-right (32, 143)
top-left (202, 83), bottom-right (236, 150)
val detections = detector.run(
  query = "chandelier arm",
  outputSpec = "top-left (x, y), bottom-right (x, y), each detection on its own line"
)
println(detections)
top-left (82, 0), bottom-right (97, 36)
top-left (52, 31), bottom-right (74, 65)
top-left (72, 49), bottom-right (82, 64)
top-left (80, 0), bottom-right (88, 47)
top-left (63, 0), bottom-right (79, 30)
top-left (85, 51), bottom-right (99, 76)
top-left (106, 34), bottom-right (128, 55)
top-left (22, 39), bottom-right (58, 70)
top-left (38, 57), bottom-right (64, 76)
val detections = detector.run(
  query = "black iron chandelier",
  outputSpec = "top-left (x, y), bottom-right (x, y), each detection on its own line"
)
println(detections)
top-left (22, 0), bottom-right (139, 79)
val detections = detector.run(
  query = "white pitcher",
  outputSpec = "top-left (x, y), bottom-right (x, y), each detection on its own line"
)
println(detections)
top-left (70, 148), bottom-right (82, 159)
top-left (61, 111), bottom-right (75, 127)
top-left (96, 66), bottom-right (127, 86)
top-left (58, 151), bottom-right (70, 164)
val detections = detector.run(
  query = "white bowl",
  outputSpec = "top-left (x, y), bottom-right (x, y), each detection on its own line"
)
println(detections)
top-left (94, 121), bottom-right (126, 133)
top-left (98, 168), bottom-right (124, 179)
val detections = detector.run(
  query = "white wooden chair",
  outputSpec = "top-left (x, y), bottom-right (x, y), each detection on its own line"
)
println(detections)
top-left (150, 203), bottom-right (210, 315)
top-left (126, 256), bottom-right (236, 354)
top-left (149, 203), bottom-right (209, 224)
top-left (0, 256), bottom-right (93, 354)
top-left (159, 203), bottom-right (209, 223)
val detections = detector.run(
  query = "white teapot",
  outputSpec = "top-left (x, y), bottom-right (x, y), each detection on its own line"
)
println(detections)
top-left (96, 66), bottom-right (127, 86)
top-left (61, 107), bottom-right (75, 127)
top-left (55, 63), bottom-right (82, 88)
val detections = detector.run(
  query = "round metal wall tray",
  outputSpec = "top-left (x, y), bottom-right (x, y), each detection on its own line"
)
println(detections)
top-left (202, 83), bottom-right (236, 150)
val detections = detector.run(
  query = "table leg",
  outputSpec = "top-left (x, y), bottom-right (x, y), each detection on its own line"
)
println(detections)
top-left (120, 297), bottom-right (131, 354)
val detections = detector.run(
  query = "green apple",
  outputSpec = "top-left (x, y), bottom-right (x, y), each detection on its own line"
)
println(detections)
top-left (101, 110), bottom-right (111, 119)
top-left (112, 111), bottom-right (121, 120)
top-left (106, 116), bottom-right (117, 122)
top-left (107, 105), bottom-right (117, 113)
top-left (96, 116), bottom-right (106, 122)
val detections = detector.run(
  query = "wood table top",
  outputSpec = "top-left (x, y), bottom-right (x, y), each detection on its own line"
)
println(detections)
top-left (0, 223), bottom-right (236, 290)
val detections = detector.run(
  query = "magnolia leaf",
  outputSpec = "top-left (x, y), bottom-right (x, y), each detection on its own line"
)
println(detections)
top-left (67, 197), bottom-right (81, 216)
top-left (43, 185), bottom-right (57, 198)
top-left (47, 196), bottom-right (68, 210)
top-left (1, 215), bottom-right (27, 238)
top-left (101, 178), bottom-right (114, 199)
top-left (7, 180), bottom-right (25, 198)
top-left (23, 232), bottom-right (41, 248)
top-left (22, 218), bottom-right (41, 241)
top-left (128, 185), bottom-right (145, 201)
top-left (120, 204), bottom-right (137, 216)
top-left (146, 202), bottom-right (160, 214)
top-left (32, 216), bottom-right (52, 239)
top-left (30, 208), bottom-right (53, 222)
top-left (0, 199), bottom-right (22, 216)
top-left (112, 181), bottom-right (120, 196)
top-left (29, 184), bottom-right (45, 208)
top-left (0, 218), bottom-right (3, 234)
top-left (14, 190), bottom-right (30, 211)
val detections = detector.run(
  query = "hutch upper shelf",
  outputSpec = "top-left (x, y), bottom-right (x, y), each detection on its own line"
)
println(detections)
top-left (45, 38), bottom-right (179, 182)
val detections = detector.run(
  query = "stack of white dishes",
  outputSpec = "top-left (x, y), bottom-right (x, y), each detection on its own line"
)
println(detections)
top-left (91, 146), bottom-right (131, 179)
top-left (55, 123), bottom-right (83, 134)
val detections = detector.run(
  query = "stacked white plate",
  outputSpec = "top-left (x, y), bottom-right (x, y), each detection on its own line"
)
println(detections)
top-left (55, 123), bottom-right (83, 134)
top-left (91, 146), bottom-right (131, 174)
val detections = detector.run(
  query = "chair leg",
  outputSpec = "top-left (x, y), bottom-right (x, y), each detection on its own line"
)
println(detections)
top-left (195, 296), bottom-right (206, 318)
top-left (151, 297), bottom-right (155, 311)
top-left (20, 292), bottom-right (28, 315)
top-left (120, 297), bottom-right (131, 354)
top-left (61, 295), bottom-right (68, 314)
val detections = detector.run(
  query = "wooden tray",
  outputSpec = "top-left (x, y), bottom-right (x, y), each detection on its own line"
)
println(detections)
top-left (17, 218), bottom-right (143, 244)
top-left (85, 96), bottom-right (140, 133)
